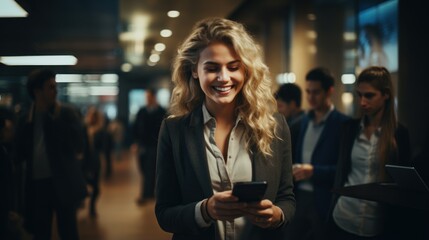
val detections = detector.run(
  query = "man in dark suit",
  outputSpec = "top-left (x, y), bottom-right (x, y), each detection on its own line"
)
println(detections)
top-left (133, 89), bottom-right (166, 205)
top-left (285, 67), bottom-right (350, 240)
top-left (14, 69), bottom-right (87, 240)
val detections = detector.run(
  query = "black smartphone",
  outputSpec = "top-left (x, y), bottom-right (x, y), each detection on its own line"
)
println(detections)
top-left (232, 181), bottom-right (268, 202)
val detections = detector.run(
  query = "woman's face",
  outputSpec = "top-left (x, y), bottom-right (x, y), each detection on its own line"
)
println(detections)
top-left (193, 42), bottom-right (245, 111)
top-left (356, 82), bottom-right (388, 117)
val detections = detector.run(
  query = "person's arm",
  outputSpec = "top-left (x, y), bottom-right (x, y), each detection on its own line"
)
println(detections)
top-left (242, 115), bottom-right (296, 229)
top-left (273, 114), bottom-right (296, 227)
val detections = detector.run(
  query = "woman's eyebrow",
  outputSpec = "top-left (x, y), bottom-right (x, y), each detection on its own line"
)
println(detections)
top-left (203, 60), bottom-right (241, 65)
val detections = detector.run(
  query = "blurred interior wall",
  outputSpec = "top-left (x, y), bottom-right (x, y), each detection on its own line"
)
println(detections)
top-left (398, 0), bottom-right (429, 157)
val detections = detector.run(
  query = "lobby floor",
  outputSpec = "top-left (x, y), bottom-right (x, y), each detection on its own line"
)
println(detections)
top-left (64, 149), bottom-right (172, 240)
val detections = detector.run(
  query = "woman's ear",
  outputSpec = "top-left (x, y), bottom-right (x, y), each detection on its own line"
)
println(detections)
top-left (192, 70), bottom-right (198, 79)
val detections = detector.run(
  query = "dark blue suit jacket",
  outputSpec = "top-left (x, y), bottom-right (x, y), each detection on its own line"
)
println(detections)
top-left (295, 109), bottom-right (350, 219)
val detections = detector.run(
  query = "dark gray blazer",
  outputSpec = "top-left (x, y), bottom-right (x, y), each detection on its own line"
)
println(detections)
top-left (155, 106), bottom-right (295, 240)
top-left (15, 103), bottom-right (87, 208)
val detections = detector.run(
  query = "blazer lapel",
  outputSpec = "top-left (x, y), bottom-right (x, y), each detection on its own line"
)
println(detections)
top-left (251, 145), bottom-right (270, 182)
top-left (185, 107), bottom-right (213, 197)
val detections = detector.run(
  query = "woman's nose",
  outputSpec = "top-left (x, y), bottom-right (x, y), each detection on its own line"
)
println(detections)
top-left (217, 69), bottom-right (230, 81)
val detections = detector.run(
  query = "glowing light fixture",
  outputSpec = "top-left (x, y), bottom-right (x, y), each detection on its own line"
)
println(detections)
top-left (56, 74), bottom-right (82, 83)
top-left (149, 54), bottom-right (160, 63)
top-left (0, 0), bottom-right (28, 18)
top-left (167, 10), bottom-right (180, 18)
top-left (101, 74), bottom-right (118, 83)
top-left (121, 63), bottom-right (133, 72)
top-left (154, 43), bottom-right (166, 52)
top-left (0, 55), bottom-right (78, 66)
top-left (341, 74), bottom-right (356, 84)
top-left (276, 72), bottom-right (296, 84)
top-left (160, 29), bottom-right (172, 38)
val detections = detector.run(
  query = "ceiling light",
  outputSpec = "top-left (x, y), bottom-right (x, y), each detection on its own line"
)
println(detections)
top-left (90, 86), bottom-right (118, 96)
top-left (147, 61), bottom-right (156, 67)
top-left (343, 32), bottom-right (357, 41)
top-left (56, 74), bottom-right (82, 83)
top-left (160, 29), bottom-right (172, 38)
top-left (154, 43), bottom-right (166, 52)
top-left (121, 63), bottom-right (133, 72)
top-left (0, 0), bottom-right (28, 18)
top-left (0, 55), bottom-right (78, 66)
top-left (167, 10), bottom-right (180, 18)
top-left (149, 54), bottom-right (160, 63)
top-left (341, 74), bottom-right (356, 84)
top-left (101, 74), bottom-right (119, 83)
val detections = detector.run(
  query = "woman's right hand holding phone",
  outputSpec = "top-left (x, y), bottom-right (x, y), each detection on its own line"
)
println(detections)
top-left (206, 190), bottom-right (247, 221)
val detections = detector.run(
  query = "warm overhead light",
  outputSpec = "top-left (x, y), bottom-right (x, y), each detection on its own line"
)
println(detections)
top-left (342, 92), bottom-right (354, 105)
top-left (167, 10), bottom-right (180, 18)
top-left (149, 54), bottom-right (160, 63)
top-left (306, 30), bottom-right (317, 39)
top-left (160, 29), bottom-right (172, 38)
top-left (121, 63), bottom-right (133, 72)
top-left (154, 43), bottom-right (166, 52)
top-left (0, 0), bottom-right (28, 18)
top-left (0, 55), bottom-right (78, 66)
top-left (343, 32), bottom-right (357, 41)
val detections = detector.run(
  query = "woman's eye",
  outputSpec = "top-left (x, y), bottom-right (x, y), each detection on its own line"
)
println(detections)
top-left (364, 94), bottom-right (374, 99)
top-left (204, 67), bottom-right (218, 72)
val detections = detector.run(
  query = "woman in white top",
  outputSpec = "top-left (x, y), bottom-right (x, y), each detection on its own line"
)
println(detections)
top-left (329, 66), bottom-right (410, 239)
top-left (154, 18), bottom-right (295, 240)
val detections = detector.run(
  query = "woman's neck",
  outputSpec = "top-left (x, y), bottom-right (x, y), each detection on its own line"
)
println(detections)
top-left (205, 102), bottom-right (236, 126)
top-left (365, 108), bottom-right (384, 128)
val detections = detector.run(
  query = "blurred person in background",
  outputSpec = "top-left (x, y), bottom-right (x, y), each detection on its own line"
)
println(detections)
top-left (82, 106), bottom-right (106, 218)
top-left (328, 66), bottom-right (411, 239)
top-left (133, 89), bottom-right (166, 205)
top-left (275, 83), bottom-right (305, 126)
top-left (286, 67), bottom-right (350, 240)
top-left (275, 83), bottom-right (305, 162)
top-left (14, 69), bottom-right (87, 240)
top-left (107, 118), bottom-right (125, 162)
top-left (1, 107), bottom-right (17, 239)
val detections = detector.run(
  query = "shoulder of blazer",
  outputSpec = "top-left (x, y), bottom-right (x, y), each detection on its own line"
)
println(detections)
top-left (396, 122), bottom-right (409, 136)
top-left (329, 109), bottom-right (350, 122)
top-left (163, 106), bottom-right (204, 129)
top-left (341, 118), bottom-right (360, 134)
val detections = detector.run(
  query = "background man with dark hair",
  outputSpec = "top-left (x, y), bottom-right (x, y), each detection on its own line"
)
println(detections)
top-left (14, 68), bottom-right (87, 240)
top-left (133, 89), bottom-right (166, 205)
top-left (285, 67), bottom-right (350, 240)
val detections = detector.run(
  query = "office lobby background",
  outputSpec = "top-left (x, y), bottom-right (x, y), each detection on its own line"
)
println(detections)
top-left (0, 0), bottom-right (428, 157)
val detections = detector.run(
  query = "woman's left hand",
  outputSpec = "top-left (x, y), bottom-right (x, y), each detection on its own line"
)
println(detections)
top-left (241, 199), bottom-right (283, 229)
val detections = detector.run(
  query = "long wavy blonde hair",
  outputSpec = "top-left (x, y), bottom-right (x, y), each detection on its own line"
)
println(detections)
top-left (169, 17), bottom-right (277, 157)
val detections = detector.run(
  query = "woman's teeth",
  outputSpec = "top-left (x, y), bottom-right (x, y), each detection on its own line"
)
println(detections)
top-left (214, 86), bottom-right (231, 92)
